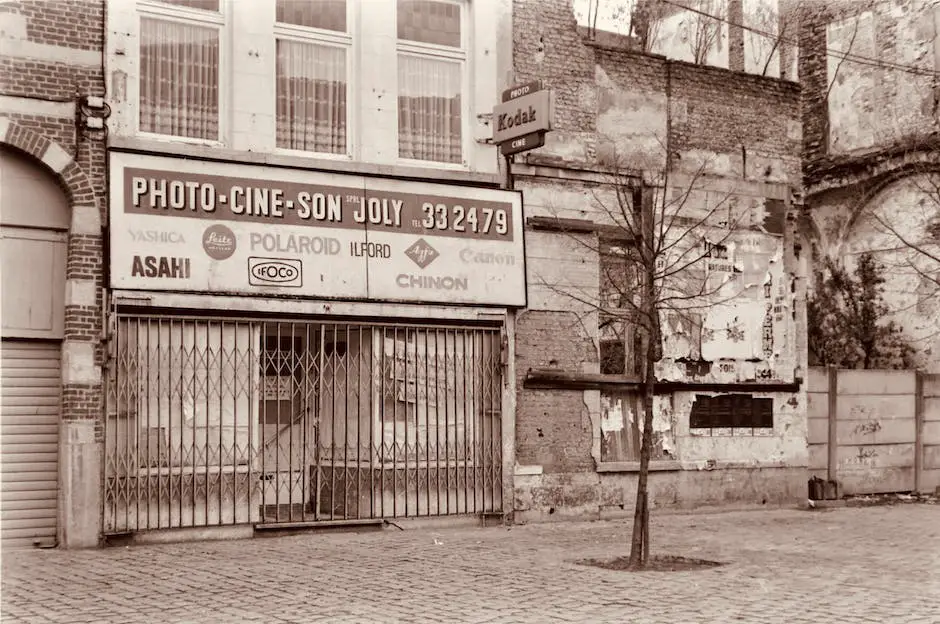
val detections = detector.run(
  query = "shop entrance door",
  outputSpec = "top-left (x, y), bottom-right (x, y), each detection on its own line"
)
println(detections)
top-left (105, 315), bottom-right (504, 533)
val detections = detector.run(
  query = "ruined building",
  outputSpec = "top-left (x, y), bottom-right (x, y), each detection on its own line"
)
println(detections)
top-left (511, 0), bottom-right (807, 520)
top-left (799, 0), bottom-right (940, 372)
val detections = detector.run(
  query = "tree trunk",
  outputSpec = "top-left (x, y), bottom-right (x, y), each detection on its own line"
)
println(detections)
top-left (629, 184), bottom-right (657, 567)
top-left (628, 313), bottom-right (657, 567)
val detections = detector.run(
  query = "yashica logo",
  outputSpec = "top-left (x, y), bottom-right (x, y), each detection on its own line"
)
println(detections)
top-left (202, 224), bottom-right (236, 260)
top-left (404, 239), bottom-right (439, 269)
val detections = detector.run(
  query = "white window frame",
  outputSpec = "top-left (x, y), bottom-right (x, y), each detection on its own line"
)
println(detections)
top-left (273, 1), bottom-right (356, 160)
top-left (395, 0), bottom-right (470, 169)
top-left (135, 0), bottom-right (228, 146)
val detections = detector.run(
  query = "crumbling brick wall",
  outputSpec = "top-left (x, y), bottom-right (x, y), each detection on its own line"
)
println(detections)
top-left (511, 0), bottom-right (806, 518)
top-left (800, 0), bottom-right (940, 372)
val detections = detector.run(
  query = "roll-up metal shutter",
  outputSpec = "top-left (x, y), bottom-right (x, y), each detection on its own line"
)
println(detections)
top-left (1, 341), bottom-right (61, 549)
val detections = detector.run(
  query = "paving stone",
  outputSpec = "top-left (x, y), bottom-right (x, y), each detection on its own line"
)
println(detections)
top-left (2, 505), bottom-right (939, 623)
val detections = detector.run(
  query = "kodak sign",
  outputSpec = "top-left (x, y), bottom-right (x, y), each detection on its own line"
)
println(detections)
top-left (491, 89), bottom-right (552, 144)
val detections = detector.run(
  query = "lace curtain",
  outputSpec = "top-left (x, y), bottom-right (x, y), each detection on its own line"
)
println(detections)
top-left (275, 40), bottom-right (347, 154)
top-left (398, 54), bottom-right (462, 164)
top-left (139, 18), bottom-right (219, 140)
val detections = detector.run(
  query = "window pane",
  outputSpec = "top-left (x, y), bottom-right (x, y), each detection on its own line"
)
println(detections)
top-left (398, 0), bottom-right (460, 47)
top-left (398, 55), bottom-right (461, 163)
top-left (277, 0), bottom-right (346, 31)
top-left (276, 40), bottom-right (347, 154)
top-left (154, 0), bottom-right (220, 11)
top-left (140, 18), bottom-right (219, 140)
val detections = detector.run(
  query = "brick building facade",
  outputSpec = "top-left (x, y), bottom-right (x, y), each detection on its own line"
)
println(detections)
top-left (2, 0), bottom-right (811, 548)
top-left (1, 0), bottom-right (108, 548)
top-left (510, 0), bottom-right (807, 521)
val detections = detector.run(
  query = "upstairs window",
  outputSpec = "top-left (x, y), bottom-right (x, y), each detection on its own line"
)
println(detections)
top-left (397, 0), bottom-right (465, 164)
top-left (138, 0), bottom-right (223, 141)
top-left (275, 0), bottom-right (350, 155)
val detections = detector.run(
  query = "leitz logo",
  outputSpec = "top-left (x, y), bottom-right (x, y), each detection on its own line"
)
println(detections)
top-left (248, 257), bottom-right (302, 287)
top-left (404, 239), bottom-right (439, 269)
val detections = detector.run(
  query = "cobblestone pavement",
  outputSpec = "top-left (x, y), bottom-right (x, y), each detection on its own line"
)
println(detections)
top-left (2, 505), bottom-right (939, 624)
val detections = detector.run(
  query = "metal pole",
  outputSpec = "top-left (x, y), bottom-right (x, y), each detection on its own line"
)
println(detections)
top-left (502, 154), bottom-right (513, 191)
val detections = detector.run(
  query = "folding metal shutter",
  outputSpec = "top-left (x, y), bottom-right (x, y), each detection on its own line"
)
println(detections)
top-left (1, 341), bottom-right (60, 549)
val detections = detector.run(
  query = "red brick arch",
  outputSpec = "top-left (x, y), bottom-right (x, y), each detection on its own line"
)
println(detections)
top-left (1, 120), bottom-right (97, 209)
top-left (1, 118), bottom-right (106, 548)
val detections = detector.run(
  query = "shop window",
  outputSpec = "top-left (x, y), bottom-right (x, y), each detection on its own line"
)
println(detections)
top-left (689, 394), bottom-right (774, 432)
top-left (112, 318), bottom-right (256, 473)
top-left (275, 0), bottom-right (350, 155)
top-left (397, 0), bottom-right (466, 164)
top-left (599, 240), bottom-right (642, 377)
top-left (138, 0), bottom-right (223, 141)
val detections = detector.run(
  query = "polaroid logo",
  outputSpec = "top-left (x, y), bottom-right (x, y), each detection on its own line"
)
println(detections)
top-left (248, 257), bottom-right (302, 287)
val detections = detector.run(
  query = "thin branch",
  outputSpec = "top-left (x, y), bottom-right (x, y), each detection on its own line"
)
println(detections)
top-left (826, 14), bottom-right (860, 101)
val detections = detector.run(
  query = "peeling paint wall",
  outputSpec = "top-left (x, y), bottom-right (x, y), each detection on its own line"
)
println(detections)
top-left (512, 0), bottom-right (806, 518)
top-left (808, 175), bottom-right (940, 372)
top-left (825, 1), bottom-right (939, 156)
top-left (802, 0), bottom-right (940, 374)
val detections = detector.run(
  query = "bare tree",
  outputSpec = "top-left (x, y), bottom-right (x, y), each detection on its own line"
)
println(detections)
top-left (534, 155), bottom-right (768, 567)
top-left (581, 0), bottom-right (665, 51)
top-left (684, 0), bottom-right (725, 65)
top-left (631, 0), bottom-right (668, 52)
top-left (745, 0), bottom-right (791, 77)
top-left (862, 163), bottom-right (940, 297)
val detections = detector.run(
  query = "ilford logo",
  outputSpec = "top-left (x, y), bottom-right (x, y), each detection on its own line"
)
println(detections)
top-left (202, 224), bottom-right (236, 260)
top-left (404, 239), bottom-right (439, 269)
top-left (248, 257), bottom-right (302, 287)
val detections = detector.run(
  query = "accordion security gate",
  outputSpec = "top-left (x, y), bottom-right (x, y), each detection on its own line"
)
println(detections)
top-left (104, 314), bottom-right (504, 533)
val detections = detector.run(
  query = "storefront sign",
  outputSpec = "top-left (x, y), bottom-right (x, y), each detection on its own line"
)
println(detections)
top-left (492, 90), bottom-right (552, 144)
top-left (109, 153), bottom-right (526, 306)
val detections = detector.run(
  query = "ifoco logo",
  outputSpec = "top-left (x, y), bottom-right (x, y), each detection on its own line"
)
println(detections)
top-left (404, 239), bottom-right (439, 269)
top-left (248, 257), bottom-right (302, 287)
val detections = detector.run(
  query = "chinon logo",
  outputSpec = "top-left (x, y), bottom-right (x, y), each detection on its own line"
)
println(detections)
top-left (396, 275), bottom-right (468, 291)
top-left (404, 238), bottom-right (439, 269)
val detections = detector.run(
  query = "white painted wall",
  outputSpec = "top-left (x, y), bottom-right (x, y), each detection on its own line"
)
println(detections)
top-left (106, 0), bottom-right (503, 174)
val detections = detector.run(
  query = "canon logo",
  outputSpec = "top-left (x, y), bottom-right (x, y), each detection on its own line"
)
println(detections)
top-left (247, 257), bottom-right (302, 287)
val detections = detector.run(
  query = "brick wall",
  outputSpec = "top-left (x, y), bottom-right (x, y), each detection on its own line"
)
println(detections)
top-left (515, 310), bottom-right (597, 473)
top-left (800, 0), bottom-right (938, 185)
top-left (514, 0), bottom-right (801, 181)
top-left (1, 0), bottom-right (107, 423)
top-left (800, 0), bottom-right (940, 373)
top-left (511, 0), bottom-right (805, 515)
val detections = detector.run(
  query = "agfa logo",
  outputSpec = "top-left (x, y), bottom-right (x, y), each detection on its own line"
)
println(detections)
top-left (404, 239), bottom-right (439, 269)
top-left (202, 224), bottom-right (236, 260)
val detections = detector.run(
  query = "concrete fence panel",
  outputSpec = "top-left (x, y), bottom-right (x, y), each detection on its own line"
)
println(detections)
top-left (808, 367), bottom-right (922, 495)
top-left (806, 368), bottom-right (831, 480)
top-left (920, 374), bottom-right (940, 493)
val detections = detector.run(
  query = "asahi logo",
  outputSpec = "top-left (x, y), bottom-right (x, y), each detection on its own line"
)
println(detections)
top-left (404, 239), bottom-right (439, 269)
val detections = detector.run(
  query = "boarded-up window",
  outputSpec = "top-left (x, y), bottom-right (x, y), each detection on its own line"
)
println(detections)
top-left (689, 394), bottom-right (773, 430)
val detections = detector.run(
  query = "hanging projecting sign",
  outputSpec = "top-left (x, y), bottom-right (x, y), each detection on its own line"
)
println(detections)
top-left (108, 152), bottom-right (526, 307)
top-left (492, 79), bottom-right (553, 156)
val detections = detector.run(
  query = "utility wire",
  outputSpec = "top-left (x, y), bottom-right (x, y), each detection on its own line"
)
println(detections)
top-left (658, 0), bottom-right (940, 78)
